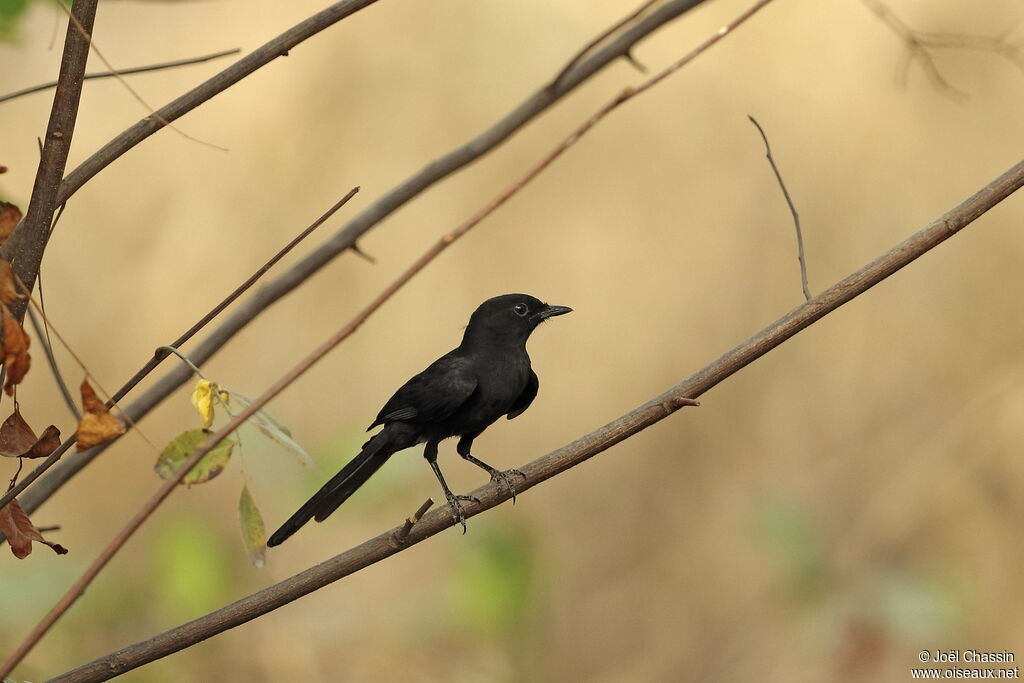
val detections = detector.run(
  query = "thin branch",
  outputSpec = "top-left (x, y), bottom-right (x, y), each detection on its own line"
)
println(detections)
top-left (1, 4), bottom-right (773, 667)
top-left (747, 115), bottom-right (811, 300)
top-left (50, 156), bottom-right (1024, 682)
top-left (25, 305), bottom-right (80, 420)
top-left (0, 0), bottom-right (98, 323)
top-left (55, 1), bottom-right (228, 152)
top-left (56, 0), bottom-right (384, 205)
top-left (0, 188), bottom-right (358, 516)
top-left (0, 48), bottom-right (241, 105)
top-left (15, 0), bottom-right (720, 522)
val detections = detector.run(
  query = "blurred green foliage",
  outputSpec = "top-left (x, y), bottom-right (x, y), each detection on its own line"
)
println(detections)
top-left (151, 516), bottom-right (233, 622)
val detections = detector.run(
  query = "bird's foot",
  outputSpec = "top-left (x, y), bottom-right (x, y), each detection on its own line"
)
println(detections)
top-left (490, 468), bottom-right (527, 503)
top-left (444, 493), bottom-right (479, 534)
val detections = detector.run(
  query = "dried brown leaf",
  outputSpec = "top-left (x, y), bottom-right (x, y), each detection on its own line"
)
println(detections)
top-left (0, 201), bottom-right (21, 246)
top-left (1, 303), bottom-right (30, 395)
top-left (0, 409), bottom-right (37, 457)
top-left (0, 498), bottom-right (68, 558)
top-left (76, 379), bottom-right (126, 450)
top-left (0, 410), bottom-right (60, 460)
top-left (0, 259), bottom-right (25, 305)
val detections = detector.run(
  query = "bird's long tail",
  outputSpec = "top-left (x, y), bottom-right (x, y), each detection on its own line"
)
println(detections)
top-left (267, 428), bottom-right (405, 547)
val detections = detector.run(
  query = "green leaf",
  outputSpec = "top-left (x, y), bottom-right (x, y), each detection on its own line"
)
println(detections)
top-left (238, 484), bottom-right (266, 568)
top-left (227, 392), bottom-right (315, 470)
top-left (155, 429), bottom-right (235, 485)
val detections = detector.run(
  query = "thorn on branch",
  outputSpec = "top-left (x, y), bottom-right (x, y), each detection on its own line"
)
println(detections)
top-left (393, 498), bottom-right (434, 545)
top-left (624, 49), bottom-right (648, 74)
top-left (350, 241), bottom-right (376, 264)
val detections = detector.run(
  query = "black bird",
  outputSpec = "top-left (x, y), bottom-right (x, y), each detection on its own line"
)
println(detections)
top-left (267, 293), bottom-right (571, 546)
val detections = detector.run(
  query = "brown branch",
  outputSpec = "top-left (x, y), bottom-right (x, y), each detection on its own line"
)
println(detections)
top-left (0, 0), bottom-right (99, 323)
top-left (2, 4), bottom-right (773, 671)
top-left (748, 115), bottom-right (810, 300)
top-left (49, 156), bottom-right (1024, 682)
top-left (0, 188), bottom-right (359, 516)
top-left (0, 49), bottom-right (241, 104)
top-left (13, 0), bottom-right (719, 523)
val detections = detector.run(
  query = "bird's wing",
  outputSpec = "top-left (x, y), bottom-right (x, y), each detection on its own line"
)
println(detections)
top-left (506, 369), bottom-right (538, 420)
top-left (369, 353), bottom-right (478, 429)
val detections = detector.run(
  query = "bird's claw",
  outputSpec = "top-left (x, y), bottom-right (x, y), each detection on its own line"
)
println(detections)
top-left (490, 468), bottom-right (527, 503)
top-left (445, 493), bottom-right (477, 533)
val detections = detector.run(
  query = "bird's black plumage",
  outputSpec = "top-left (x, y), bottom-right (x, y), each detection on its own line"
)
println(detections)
top-left (267, 294), bottom-right (571, 546)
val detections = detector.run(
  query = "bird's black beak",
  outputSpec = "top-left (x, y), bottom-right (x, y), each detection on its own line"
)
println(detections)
top-left (536, 304), bottom-right (573, 321)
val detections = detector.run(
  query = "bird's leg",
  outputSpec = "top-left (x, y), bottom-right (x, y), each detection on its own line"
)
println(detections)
top-left (457, 435), bottom-right (527, 504)
top-left (424, 440), bottom-right (477, 533)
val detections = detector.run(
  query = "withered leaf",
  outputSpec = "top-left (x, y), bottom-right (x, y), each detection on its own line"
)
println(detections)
top-left (0, 499), bottom-right (68, 559)
top-left (0, 409), bottom-right (59, 459)
top-left (76, 379), bottom-right (126, 450)
top-left (0, 259), bottom-right (24, 306)
top-left (0, 201), bottom-right (21, 246)
top-left (1, 303), bottom-right (30, 395)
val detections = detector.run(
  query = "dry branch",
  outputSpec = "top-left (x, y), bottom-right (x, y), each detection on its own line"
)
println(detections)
top-left (50, 156), bottom-right (1024, 683)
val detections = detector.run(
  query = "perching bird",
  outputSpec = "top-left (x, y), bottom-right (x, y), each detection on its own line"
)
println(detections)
top-left (267, 293), bottom-right (571, 546)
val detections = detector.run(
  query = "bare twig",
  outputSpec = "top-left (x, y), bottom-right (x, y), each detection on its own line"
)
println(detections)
top-left (49, 156), bottom-right (1024, 682)
top-left (0, 188), bottom-right (358, 516)
top-left (15, 0), bottom-right (719, 522)
top-left (748, 115), bottom-right (811, 300)
top-left (25, 305), bottom-right (80, 420)
top-left (0, 0), bottom-right (98, 323)
top-left (394, 498), bottom-right (434, 544)
top-left (0, 48), bottom-right (241, 104)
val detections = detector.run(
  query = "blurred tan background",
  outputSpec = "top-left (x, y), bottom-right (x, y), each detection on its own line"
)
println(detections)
top-left (2, 0), bottom-right (1024, 680)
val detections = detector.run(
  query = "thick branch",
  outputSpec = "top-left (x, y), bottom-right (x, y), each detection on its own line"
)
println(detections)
top-left (15, 0), bottom-right (714, 518)
top-left (1, 0), bottom-right (98, 321)
top-left (51, 157), bottom-right (1024, 682)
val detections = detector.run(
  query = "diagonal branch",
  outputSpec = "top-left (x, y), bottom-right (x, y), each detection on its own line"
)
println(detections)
top-left (50, 156), bottom-right (1024, 683)
top-left (1, 0), bottom-right (99, 323)
top-left (13, 0), bottom-right (718, 521)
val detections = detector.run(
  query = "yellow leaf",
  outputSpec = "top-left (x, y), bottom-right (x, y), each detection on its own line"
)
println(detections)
top-left (239, 484), bottom-right (266, 568)
top-left (76, 379), bottom-right (126, 450)
top-left (190, 380), bottom-right (218, 429)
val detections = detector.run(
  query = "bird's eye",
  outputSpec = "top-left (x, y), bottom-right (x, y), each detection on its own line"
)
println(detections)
top-left (514, 303), bottom-right (529, 316)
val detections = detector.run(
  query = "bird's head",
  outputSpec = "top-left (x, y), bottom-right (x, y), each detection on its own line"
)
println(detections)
top-left (463, 293), bottom-right (572, 346)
